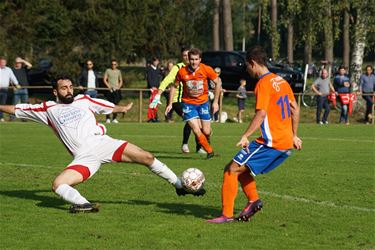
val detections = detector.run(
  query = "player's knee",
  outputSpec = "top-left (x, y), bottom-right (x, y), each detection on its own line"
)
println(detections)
top-left (142, 151), bottom-right (155, 166)
top-left (52, 179), bottom-right (63, 192)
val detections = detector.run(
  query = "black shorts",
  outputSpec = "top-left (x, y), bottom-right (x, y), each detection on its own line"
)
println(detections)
top-left (172, 102), bottom-right (183, 117)
top-left (237, 98), bottom-right (245, 110)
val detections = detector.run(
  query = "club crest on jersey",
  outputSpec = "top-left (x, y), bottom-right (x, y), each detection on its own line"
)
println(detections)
top-left (58, 107), bottom-right (83, 129)
top-left (270, 76), bottom-right (284, 92)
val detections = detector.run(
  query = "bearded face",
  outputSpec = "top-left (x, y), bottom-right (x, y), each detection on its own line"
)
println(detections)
top-left (54, 79), bottom-right (74, 104)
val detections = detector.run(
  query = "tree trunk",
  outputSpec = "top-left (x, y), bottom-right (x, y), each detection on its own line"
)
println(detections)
top-left (304, 39), bottom-right (312, 65)
top-left (350, 7), bottom-right (367, 89)
top-left (323, 1), bottom-right (333, 64)
top-left (271, 0), bottom-right (279, 60)
top-left (212, 0), bottom-right (220, 51)
top-left (287, 16), bottom-right (294, 64)
top-left (222, 0), bottom-right (233, 51)
top-left (343, 2), bottom-right (350, 68)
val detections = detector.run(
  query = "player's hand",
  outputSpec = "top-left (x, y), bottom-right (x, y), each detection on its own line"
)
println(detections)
top-left (212, 102), bottom-right (219, 114)
top-left (165, 104), bottom-right (172, 116)
top-left (293, 136), bottom-right (302, 150)
top-left (123, 102), bottom-right (133, 113)
top-left (236, 136), bottom-right (250, 153)
top-left (149, 94), bottom-right (161, 109)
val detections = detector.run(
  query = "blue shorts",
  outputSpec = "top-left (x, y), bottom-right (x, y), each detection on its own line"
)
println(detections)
top-left (182, 101), bottom-right (211, 121)
top-left (233, 141), bottom-right (291, 176)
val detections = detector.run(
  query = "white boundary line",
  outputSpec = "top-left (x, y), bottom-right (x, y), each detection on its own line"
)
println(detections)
top-left (0, 162), bottom-right (374, 213)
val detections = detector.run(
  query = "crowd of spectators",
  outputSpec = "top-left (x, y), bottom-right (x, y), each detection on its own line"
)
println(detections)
top-left (0, 55), bottom-right (373, 124)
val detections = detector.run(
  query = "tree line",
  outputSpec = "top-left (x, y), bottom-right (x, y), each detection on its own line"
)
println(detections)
top-left (1, 0), bottom-right (374, 83)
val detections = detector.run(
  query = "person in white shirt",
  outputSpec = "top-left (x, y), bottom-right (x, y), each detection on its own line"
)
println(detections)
top-left (0, 56), bottom-right (20, 122)
top-left (77, 60), bottom-right (98, 98)
top-left (0, 75), bottom-right (205, 213)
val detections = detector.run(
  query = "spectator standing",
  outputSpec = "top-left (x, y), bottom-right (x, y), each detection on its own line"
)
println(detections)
top-left (11, 57), bottom-right (32, 121)
top-left (77, 60), bottom-right (99, 98)
top-left (0, 56), bottom-right (19, 122)
top-left (234, 79), bottom-right (247, 123)
top-left (103, 59), bottom-right (123, 123)
top-left (333, 66), bottom-right (351, 124)
top-left (311, 69), bottom-right (335, 124)
top-left (146, 57), bottom-right (162, 122)
top-left (359, 65), bottom-right (375, 124)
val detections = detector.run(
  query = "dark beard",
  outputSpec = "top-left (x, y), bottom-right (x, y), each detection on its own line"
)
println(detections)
top-left (58, 93), bottom-right (74, 104)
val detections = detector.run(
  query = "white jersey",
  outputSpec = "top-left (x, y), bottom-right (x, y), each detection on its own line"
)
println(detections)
top-left (15, 95), bottom-right (115, 155)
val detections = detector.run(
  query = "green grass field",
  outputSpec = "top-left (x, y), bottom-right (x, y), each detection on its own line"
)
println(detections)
top-left (0, 122), bottom-right (374, 249)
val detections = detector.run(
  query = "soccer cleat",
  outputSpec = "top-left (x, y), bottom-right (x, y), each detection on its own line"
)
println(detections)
top-left (112, 119), bottom-right (119, 124)
top-left (181, 144), bottom-right (190, 154)
top-left (196, 148), bottom-right (207, 154)
top-left (176, 187), bottom-right (206, 197)
top-left (206, 215), bottom-right (234, 223)
top-left (106, 119), bottom-right (111, 124)
top-left (69, 203), bottom-right (100, 213)
top-left (236, 199), bottom-right (263, 222)
top-left (207, 152), bottom-right (219, 159)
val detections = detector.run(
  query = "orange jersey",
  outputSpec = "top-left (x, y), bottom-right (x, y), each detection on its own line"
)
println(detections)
top-left (175, 63), bottom-right (218, 105)
top-left (254, 72), bottom-right (296, 150)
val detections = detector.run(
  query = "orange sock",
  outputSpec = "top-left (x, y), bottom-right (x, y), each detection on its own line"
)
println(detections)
top-left (197, 134), bottom-right (213, 153)
top-left (221, 171), bottom-right (238, 217)
top-left (238, 172), bottom-right (259, 201)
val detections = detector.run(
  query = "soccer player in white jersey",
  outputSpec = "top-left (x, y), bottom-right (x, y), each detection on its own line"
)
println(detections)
top-left (0, 75), bottom-right (205, 213)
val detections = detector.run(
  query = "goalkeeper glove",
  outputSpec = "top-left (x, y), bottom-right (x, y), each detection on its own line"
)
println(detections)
top-left (149, 94), bottom-right (161, 108)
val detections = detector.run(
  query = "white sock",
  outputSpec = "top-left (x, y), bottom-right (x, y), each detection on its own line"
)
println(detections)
top-left (149, 158), bottom-right (182, 188)
top-left (55, 184), bottom-right (89, 205)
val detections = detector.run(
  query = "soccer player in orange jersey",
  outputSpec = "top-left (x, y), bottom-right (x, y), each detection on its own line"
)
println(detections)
top-left (207, 45), bottom-right (302, 223)
top-left (166, 48), bottom-right (222, 159)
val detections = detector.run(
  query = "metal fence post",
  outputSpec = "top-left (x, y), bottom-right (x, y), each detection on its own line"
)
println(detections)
top-left (139, 90), bottom-right (143, 123)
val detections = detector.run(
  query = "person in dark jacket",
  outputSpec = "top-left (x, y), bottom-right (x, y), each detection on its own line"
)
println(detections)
top-left (77, 60), bottom-right (99, 98)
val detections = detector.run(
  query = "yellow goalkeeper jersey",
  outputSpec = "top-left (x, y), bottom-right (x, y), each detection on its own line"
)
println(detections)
top-left (158, 62), bottom-right (185, 103)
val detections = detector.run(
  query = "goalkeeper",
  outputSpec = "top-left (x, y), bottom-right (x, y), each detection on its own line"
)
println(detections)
top-left (149, 47), bottom-right (200, 154)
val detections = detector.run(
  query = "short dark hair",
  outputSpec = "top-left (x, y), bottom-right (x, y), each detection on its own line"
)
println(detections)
top-left (151, 56), bottom-right (159, 62)
top-left (366, 65), bottom-right (373, 70)
top-left (338, 65), bottom-right (346, 70)
top-left (188, 48), bottom-right (202, 58)
top-left (246, 46), bottom-right (267, 66)
top-left (0, 56), bottom-right (6, 60)
top-left (52, 74), bottom-right (72, 90)
top-left (181, 47), bottom-right (190, 54)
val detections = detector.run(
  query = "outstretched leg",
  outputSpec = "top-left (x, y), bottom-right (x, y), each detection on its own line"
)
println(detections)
top-left (120, 142), bottom-right (182, 189)
top-left (52, 167), bottom-right (99, 213)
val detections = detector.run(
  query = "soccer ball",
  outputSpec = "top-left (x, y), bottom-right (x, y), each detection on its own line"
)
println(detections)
top-left (181, 168), bottom-right (205, 192)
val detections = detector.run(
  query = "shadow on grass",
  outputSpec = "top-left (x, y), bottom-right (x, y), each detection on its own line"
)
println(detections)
top-left (99, 199), bottom-right (221, 219)
top-left (148, 150), bottom-right (206, 160)
top-left (0, 189), bottom-right (66, 210)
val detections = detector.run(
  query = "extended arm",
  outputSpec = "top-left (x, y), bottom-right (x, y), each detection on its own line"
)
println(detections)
top-left (236, 109), bottom-right (267, 149)
top-left (164, 84), bottom-right (177, 115)
top-left (289, 100), bottom-right (302, 150)
top-left (112, 102), bottom-right (133, 113)
top-left (0, 105), bottom-right (16, 115)
top-left (149, 65), bottom-right (180, 109)
top-left (211, 77), bottom-right (222, 114)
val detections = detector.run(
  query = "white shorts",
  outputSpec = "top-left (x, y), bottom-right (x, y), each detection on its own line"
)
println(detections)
top-left (66, 135), bottom-right (127, 181)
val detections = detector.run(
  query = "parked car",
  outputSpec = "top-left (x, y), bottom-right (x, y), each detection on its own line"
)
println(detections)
top-left (201, 51), bottom-right (304, 93)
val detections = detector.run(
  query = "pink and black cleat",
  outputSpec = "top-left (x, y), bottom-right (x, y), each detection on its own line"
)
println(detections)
top-left (236, 199), bottom-right (263, 222)
top-left (206, 215), bottom-right (234, 224)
